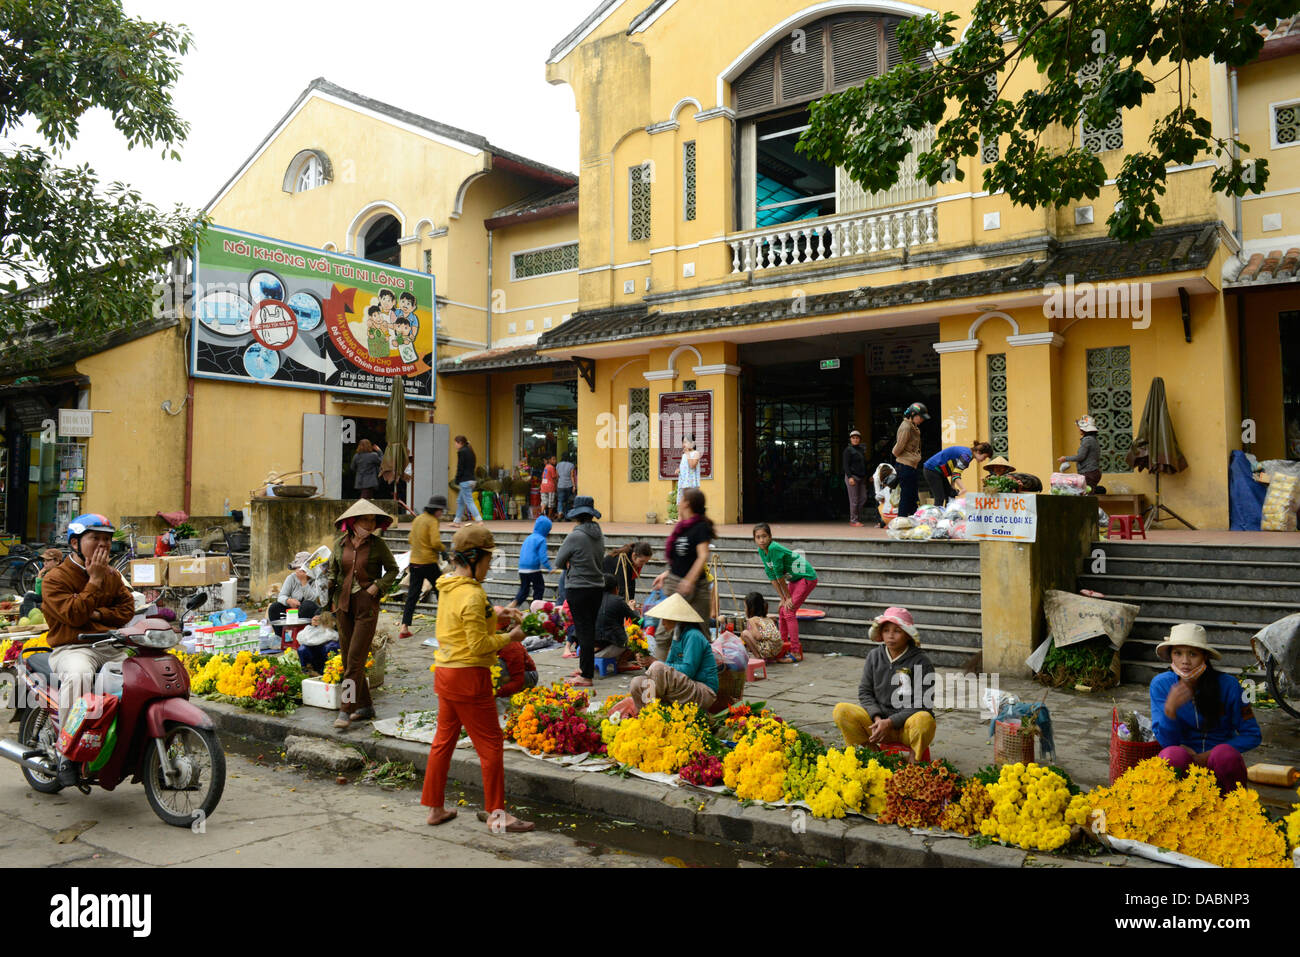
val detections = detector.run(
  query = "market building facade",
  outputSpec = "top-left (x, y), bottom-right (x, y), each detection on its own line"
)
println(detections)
top-left (533, 0), bottom-right (1300, 529)
top-left (0, 79), bottom-right (582, 539)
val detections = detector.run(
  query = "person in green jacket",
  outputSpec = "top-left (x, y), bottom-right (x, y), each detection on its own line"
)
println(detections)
top-left (752, 523), bottom-right (817, 663)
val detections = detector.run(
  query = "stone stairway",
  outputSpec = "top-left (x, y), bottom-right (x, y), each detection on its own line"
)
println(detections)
top-left (1078, 540), bottom-right (1300, 681)
top-left (380, 528), bottom-right (984, 668)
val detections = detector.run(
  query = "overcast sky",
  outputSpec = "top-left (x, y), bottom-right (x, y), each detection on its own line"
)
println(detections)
top-left (13, 0), bottom-right (598, 213)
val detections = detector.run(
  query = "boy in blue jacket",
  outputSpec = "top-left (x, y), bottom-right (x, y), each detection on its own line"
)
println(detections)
top-left (1150, 623), bottom-right (1260, 793)
top-left (508, 516), bottom-right (554, 609)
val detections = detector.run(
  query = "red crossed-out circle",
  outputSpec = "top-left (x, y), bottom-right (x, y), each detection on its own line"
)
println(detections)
top-left (249, 300), bottom-right (299, 351)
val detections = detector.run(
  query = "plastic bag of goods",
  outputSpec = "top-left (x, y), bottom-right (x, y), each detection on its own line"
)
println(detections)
top-left (942, 506), bottom-right (966, 522)
top-left (886, 516), bottom-right (917, 540)
top-left (914, 505), bottom-right (944, 525)
top-left (711, 632), bottom-right (749, 670)
top-left (1050, 472), bottom-right (1087, 492)
top-left (905, 524), bottom-right (934, 541)
top-left (949, 521), bottom-right (967, 539)
top-left (931, 519), bottom-right (952, 539)
top-left (1261, 473), bottom-right (1300, 532)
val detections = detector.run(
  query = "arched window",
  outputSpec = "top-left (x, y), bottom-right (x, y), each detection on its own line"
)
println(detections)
top-left (282, 149), bottom-right (333, 193)
top-left (733, 14), bottom-right (933, 230)
top-left (362, 215), bottom-right (402, 266)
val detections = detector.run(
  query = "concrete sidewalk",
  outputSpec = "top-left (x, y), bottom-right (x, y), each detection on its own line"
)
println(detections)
top-left (190, 615), bottom-right (1300, 867)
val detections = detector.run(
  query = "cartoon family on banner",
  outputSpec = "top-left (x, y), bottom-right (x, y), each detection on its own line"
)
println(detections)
top-left (191, 226), bottom-right (435, 400)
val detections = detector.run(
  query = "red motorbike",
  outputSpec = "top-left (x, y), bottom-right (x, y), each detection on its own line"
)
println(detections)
top-left (0, 594), bottom-right (225, 827)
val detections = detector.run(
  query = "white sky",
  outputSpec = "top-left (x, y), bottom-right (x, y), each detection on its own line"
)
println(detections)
top-left (11, 0), bottom-right (599, 212)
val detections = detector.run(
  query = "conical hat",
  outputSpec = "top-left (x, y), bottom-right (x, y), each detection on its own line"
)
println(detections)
top-left (646, 592), bottom-right (703, 624)
top-left (334, 499), bottom-right (395, 529)
top-left (983, 455), bottom-right (1015, 472)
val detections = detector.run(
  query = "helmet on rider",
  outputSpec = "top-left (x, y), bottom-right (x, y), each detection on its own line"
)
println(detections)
top-left (67, 513), bottom-right (115, 556)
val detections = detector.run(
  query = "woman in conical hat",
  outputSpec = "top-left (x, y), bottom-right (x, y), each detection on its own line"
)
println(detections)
top-left (1150, 622), bottom-right (1259, 793)
top-left (323, 500), bottom-right (399, 730)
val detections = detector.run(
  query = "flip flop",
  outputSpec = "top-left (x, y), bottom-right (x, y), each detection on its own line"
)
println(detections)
top-left (565, 676), bottom-right (593, 687)
top-left (562, 649), bottom-right (578, 658)
top-left (427, 809), bottom-right (458, 826)
top-left (476, 811), bottom-right (535, 833)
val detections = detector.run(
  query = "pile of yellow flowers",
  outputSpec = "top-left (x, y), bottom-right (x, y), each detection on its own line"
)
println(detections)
top-left (978, 763), bottom-right (1091, 851)
top-left (723, 724), bottom-right (796, 802)
top-left (1285, 789), bottom-right (1300, 852)
top-left (803, 748), bottom-right (893, 819)
top-left (939, 780), bottom-right (995, 835)
top-left (319, 651), bottom-right (374, 685)
top-left (1089, 758), bottom-right (1292, 868)
top-left (604, 701), bottom-right (707, 774)
top-left (214, 651), bottom-right (271, 698)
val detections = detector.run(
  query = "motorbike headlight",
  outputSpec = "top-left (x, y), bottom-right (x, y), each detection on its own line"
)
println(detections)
top-left (137, 629), bottom-right (181, 649)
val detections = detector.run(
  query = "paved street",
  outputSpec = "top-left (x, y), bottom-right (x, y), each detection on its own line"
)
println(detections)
top-left (0, 743), bottom-right (672, 869)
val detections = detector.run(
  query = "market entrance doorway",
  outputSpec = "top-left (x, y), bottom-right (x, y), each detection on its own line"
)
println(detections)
top-left (739, 329), bottom-right (942, 523)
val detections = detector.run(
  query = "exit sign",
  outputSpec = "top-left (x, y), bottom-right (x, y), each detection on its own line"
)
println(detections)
top-left (820, 358), bottom-right (840, 371)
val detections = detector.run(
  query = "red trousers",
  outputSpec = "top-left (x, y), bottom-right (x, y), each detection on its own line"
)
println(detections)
top-left (421, 666), bottom-right (505, 813)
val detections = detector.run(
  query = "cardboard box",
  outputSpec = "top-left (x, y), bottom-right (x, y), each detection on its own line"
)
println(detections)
top-left (130, 559), bottom-right (166, 587)
top-left (164, 555), bottom-right (232, 586)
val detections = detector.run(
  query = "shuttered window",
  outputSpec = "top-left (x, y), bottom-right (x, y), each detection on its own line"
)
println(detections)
top-left (732, 15), bottom-right (925, 117)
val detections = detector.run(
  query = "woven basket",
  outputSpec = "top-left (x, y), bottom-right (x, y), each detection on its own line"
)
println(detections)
top-left (272, 484), bottom-right (318, 498)
top-left (993, 719), bottom-right (1036, 764)
top-left (1108, 708), bottom-right (1162, 784)
top-left (717, 668), bottom-right (745, 702)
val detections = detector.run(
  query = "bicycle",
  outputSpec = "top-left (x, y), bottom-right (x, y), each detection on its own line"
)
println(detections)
top-left (0, 544), bottom-right (46, 596)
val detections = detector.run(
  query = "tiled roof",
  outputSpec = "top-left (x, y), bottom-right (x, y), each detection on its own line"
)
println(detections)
top-left (440, 345), bottom-right (576, 375)
top-left (536, 223), bottom-right (1221, 350)
top-left (1257, 16), bottom-right (1300, 41)
top-left (1226, 247), bottom-right (1300, 287)
top-left (490, 185), bottom-right (580, 219)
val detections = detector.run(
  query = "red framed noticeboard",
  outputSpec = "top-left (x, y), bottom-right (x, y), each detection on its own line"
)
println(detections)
top-left (658, 390), bottom-right (712, 480)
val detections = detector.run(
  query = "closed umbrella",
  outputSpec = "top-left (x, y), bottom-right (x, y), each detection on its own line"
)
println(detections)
top-left (1126, 377), bottom-right (1194, 529)
top-left (380, 374), bottom-right (409, 502)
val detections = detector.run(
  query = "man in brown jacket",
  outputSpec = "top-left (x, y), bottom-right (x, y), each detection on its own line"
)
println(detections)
top-left (43, 514), bottom-right (135, 785)
top-left (892, 402), bottom-right (929, 518)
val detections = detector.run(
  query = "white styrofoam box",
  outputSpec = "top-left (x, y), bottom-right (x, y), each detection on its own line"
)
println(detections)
top-left (193, 578), bottom-right (238, 614)
top-left (301, 678), bottom-right (342, 710)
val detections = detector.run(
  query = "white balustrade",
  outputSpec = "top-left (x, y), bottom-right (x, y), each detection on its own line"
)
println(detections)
top-left (729, 205), bottom-right (938, 274)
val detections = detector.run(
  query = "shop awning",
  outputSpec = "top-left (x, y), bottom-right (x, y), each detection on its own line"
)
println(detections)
top-left (439, 345), bottom-right (576, 376)
top-left (0, 374), bottom-right (88, 430)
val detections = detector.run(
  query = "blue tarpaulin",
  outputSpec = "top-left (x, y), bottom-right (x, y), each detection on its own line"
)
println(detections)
top-left (1228, 449), bottom-right (1266, 531)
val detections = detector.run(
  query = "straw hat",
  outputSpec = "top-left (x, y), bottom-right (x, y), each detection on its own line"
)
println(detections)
top-left (1076, 415), bottom-right (1099, 433)
top-left (646, 592), bottom-right (703, 624)
top-left (334, 500), bottom-right (395, 530)
top-left (868, 606), bottom-right (920, 646)
top-left (1155, 622), bottom-right (1221, 661)
top-left (983, 455), bottom-right (1015, 473)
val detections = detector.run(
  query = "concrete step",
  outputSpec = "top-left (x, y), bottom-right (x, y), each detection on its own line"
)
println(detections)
top-left (1093, 556), bottom-right (1300, 583)
top-left (1077, 574), bottom-right (1300, 603)
top-left (1098, 593), bottom-right (1300, 625)
top-left (1123, 615), bottom-right (1266, 648)
top-left (1100, 541), bottom-right (1300, 564)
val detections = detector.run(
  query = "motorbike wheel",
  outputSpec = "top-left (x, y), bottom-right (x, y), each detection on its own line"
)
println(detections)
top-left (142, 724), bottom-right (226, 828)
top-left (17, 708), bottom-right (64, 794)
top-left (1265, 655), bottom-right (1300, 719)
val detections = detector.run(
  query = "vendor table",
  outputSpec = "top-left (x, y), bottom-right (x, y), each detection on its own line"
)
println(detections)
top-left (268, 618), bottom-right (308, 650)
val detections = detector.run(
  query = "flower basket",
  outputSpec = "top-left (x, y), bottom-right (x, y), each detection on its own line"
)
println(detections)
top-left (1108, 707), bottom-right (1162, 785)
top-left (993, 719), bottom-right (1035, 765)
top-left (717, 668), bottom-right (745, 702)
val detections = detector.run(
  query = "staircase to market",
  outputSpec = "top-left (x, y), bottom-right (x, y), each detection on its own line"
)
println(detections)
top-left (1079, 540), bottom-right (1300, 682)
top-left (381, 527), bottom-right (984, 668)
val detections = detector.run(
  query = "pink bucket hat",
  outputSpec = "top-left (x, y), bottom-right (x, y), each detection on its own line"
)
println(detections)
top-left (868, 606), bottom-right (920, 646)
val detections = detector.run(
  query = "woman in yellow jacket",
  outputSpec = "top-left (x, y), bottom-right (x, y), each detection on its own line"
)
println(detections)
top-left (398, 494), bottom-right (446, 639)
top-left (421, 525), bottom-right (534, 832)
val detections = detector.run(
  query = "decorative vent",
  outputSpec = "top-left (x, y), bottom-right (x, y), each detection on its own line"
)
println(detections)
top-left (836, 123), bottom-right (936, 212)
top-left (1087, 346), bottom-right (1134, 473)
top-left (1079, 58), bottom-right (1124, 153)
top-left (987, 353), bottom-right (1009, 456)
top-left (512, 243), bottom-right (579, 280)
top-left (629, 164), bottom-right (652, 242)
top-left (1274, 102), bottom-right (1299, 146)
top-left (629, 387), bottom-right (650, 482)
top-left (831, 18), bottom-right (879, 88)
top-left (683, 141), bottom-right (697, 221)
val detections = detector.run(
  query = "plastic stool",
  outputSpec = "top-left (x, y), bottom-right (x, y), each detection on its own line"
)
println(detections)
top-left (879, 743), bottom-right (932, 763)
top-left (1107, 514), bottom-right (1146, 540)
top-left (593, 657), bottom-right (618, 677)
top-left (745, 658), bottom-right (767, 682)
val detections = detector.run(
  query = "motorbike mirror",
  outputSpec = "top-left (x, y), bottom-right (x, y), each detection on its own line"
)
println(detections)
top-left (185, 593), bottom-right (209, 611)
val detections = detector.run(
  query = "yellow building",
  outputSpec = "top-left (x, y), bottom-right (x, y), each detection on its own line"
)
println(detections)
top-left (535, 0), bottom-right (1300, 529)
top-left (0, 79), bottom-right (581, 538)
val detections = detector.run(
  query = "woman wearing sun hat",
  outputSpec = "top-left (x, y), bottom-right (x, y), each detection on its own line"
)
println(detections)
top-left (1150, 623), bottom-right (1260, 793)
top-left (832, 607), bottom-right (937, 763)
top-left (625, 592), bottom-right (718, 714)
top-left (325, 500), bottom-right (400, 730)
top-left (555, 496), bottom-right (605, 687)
top-left (1059, 415), bottom-right (1103, 491)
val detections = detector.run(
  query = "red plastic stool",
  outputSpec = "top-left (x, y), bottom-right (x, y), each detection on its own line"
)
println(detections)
top-left (745, 658), bottom-right (767, 681)
top-left (1107, 514), bottom-right (1146, 540)
top-left (878, 742), bottom-right (932, 763)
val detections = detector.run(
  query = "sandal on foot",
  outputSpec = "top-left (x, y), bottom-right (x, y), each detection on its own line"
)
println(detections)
top-left (333, 712), bottom-right (351, 730)
top-left (561, 649), bottom-right (578, 658)
top-left (427, 809), bottom-right (458, 826)
top-left (564, 676), bottom-right (593, 687)
top-left (477, 811), bottom-right (535, 832)
top-left (350, 707), bottom-right (376, 722)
